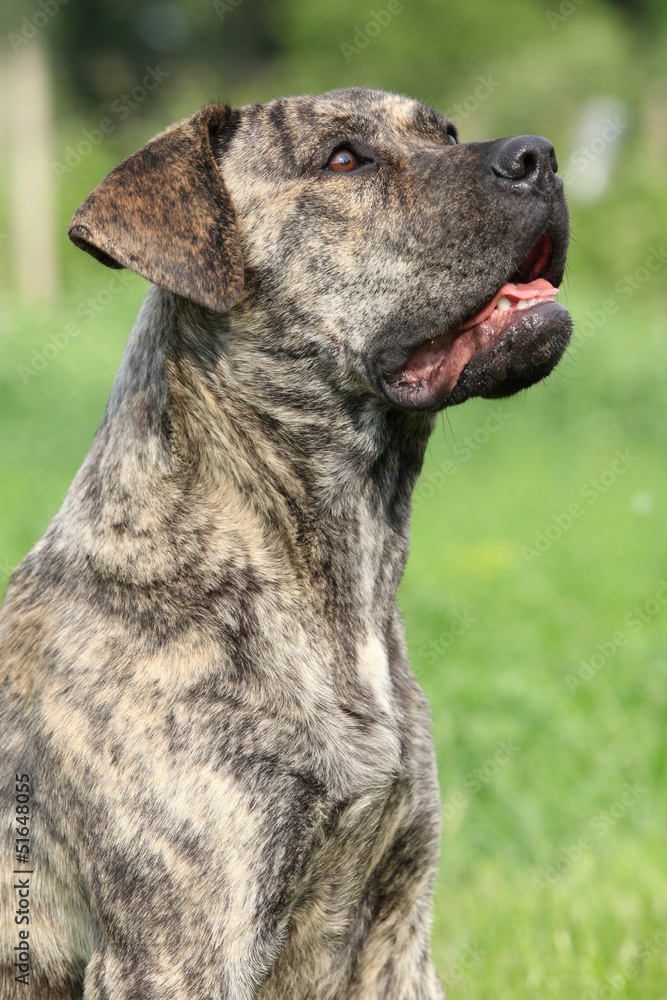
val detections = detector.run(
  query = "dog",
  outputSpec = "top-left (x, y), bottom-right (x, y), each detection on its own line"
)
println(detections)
top-left (0, 88), bottom-right (570, 999)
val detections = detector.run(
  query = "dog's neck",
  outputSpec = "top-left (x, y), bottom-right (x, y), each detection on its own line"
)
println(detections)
top-left (60, 287), bottom-right (434, 623)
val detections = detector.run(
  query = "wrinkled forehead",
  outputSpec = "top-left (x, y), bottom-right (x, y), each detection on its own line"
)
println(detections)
top-left (230, 88), bottom-right (452, 168)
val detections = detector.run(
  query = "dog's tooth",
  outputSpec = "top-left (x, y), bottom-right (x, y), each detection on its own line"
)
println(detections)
top-left (496, 296), bottom-right (511, 311)
top-left (517, 299), bottom-right (530, 310)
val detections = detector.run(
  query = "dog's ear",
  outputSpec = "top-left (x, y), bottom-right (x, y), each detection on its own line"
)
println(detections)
top-left (67, 104), bottom-right (244, 313)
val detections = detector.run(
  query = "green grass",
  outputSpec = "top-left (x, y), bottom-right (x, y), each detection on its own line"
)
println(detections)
top-left (1, 265), bottom-right (666, 996)
top-left (400, 283), bottom-right (667, 995)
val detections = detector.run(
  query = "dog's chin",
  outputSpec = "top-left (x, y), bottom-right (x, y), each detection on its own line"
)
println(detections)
top-left (380, 300), bottom-right (572, 412)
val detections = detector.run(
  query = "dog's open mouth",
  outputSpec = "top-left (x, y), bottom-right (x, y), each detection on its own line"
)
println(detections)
top-left (389, 233), bottom-right (559, 399)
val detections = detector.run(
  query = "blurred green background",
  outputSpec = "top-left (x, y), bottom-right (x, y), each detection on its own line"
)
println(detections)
top-left (1, 0), bottom-right (666, 995)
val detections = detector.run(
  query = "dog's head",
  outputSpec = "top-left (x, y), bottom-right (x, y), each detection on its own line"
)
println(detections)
top-left (69, 88), bottom-right (571, 413)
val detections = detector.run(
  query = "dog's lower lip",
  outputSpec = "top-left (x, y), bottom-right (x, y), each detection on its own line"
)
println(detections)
top-left (387, 231), bottom-right (559, 397)
top-left (388, 278), bottom-right (559, 395)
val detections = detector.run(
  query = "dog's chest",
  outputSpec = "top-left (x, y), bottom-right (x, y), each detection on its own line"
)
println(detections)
top-left (260, 769), bottom-right (441, 999)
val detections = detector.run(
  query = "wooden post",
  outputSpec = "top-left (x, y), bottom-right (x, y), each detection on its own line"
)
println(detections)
top-left (6, 40), bottom-right (59, 300)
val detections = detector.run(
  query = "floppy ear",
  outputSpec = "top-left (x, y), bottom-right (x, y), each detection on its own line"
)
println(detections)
top-left (67, 104), bottom-right (244, 313)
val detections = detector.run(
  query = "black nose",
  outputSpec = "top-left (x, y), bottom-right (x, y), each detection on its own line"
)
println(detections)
top-left (491, 135), bottom-right (559, 190)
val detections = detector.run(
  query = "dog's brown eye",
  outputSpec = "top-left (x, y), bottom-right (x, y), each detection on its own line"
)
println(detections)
top-left (327, 149), bottom-right (358, 171)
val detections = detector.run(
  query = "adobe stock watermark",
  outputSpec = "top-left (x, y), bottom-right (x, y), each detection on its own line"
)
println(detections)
top-left (573, 246), bottom-right (666, 345)
top-left (441, 942), bottom-right (485, 988)
top-left (521, 449), bottom-right (638, 564)
top-left (442, 741), bottom-right (521, 823)
top-left (443, 75), bottom-right (501, 131)
top-left (7, 0), bottom-right (70, 53)
top-left (545, 0), bottom-right (586, 31)
top-left (560, 115), bottom-right (627, 188)
top-left (531, 781), bottom-right (648, 892)
top-left (413, 406), bottom-right (511, 511)
top-left (417, 611), bottom-right (478, 667)
top-left (565, 580), bottom-right (667, 693)
top-left (52, 66), bottom-right (169, 181)
top-left (17, 272), bottom-right (135, 383)
top-left (340, 0), bottom-right (412, 63)
top-left (212, 0), bottom-right (244, 20)
top-left (584, 927), bottom-right (667, 1000)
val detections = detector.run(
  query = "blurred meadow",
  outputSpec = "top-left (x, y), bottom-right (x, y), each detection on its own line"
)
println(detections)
top-left (1, 0), bottom-right (666, 995)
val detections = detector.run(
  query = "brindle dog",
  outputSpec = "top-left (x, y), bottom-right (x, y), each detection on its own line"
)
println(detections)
top-left (0, 88), bottom-right (571, 999)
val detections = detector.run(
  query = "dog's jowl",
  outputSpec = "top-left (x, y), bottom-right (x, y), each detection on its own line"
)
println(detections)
top-left (0, 89), bottom-right (570, 999)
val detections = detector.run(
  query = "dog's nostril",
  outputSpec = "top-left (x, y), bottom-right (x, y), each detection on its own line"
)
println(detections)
top-left (521, 152), bottom-right (537, 179)
top-left (491, 135), bottom-right (558, 189)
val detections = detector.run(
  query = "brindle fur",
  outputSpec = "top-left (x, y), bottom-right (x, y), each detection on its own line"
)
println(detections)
top-left (1, 89), bottom-right (570, 999)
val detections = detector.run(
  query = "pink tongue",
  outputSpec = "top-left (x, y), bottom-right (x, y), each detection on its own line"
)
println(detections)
top-left (460, 278), bottom-right (558, 330)
top-left (394, 277), bottom-right (560, 396)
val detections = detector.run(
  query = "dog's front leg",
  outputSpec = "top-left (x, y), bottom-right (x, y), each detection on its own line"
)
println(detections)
top-left (83, 934), bottom-right (272, 1000)
top-left (55, 752), bottom-right (320, 1000)
top-left (77, 812), bottom-right (304, 1000)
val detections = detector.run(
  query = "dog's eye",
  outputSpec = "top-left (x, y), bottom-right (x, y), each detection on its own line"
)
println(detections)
top-left (327, 149), bottom-right (359, 172)
top-left (446, 127), bottom-right (458, 146)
